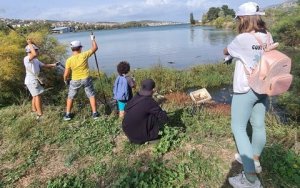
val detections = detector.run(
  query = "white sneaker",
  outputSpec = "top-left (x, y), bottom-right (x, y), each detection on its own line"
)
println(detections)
top-left (36, 114), bottom-right (43, 121)
top-left (229, 172), bottom-right (262, 188)
top-left (235, 153), bottom-right (262, 173)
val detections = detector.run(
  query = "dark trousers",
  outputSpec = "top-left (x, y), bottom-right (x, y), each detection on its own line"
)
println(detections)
top-left (128, 114), bottom-right (162, 144)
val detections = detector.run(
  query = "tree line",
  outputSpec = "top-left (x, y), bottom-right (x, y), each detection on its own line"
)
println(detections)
top-left (190, 5), bottom-right (235, 28)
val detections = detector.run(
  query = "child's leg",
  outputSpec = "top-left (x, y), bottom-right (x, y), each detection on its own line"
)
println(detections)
top-left (250, 97), bottom-right (267, 160)
top-left (84, 77), bottom-right (97, 113)
top-left (34, 95), bottom-right (43, 116)
top-left (119, 111), bottom-right (125, 118)
top-left (89, 96), bottom-right (97, 113)
top-left (231, 90), bottom-right (258, 174)
top-left (66, 98), bottom-right (73, 114)
top-left (117, 100), bottom-right (126, 118)
top-left (66, 80), bottom-right (81, 114)
top-left (32, 97), bottom-right (37, 112)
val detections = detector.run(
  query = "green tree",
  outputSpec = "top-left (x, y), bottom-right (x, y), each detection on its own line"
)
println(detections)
top-left (190, 13), bottom-right (196, 25)
top-left (221, 5), bottom-right (235, 18)
top-left (0, 21), bottom-right (10, 33)
top-left (218, 10), bottom-right (225, 18)
top-left (207, 7), bottom-right (221, 21)
top-left (202, 13), bottom-right (208, 24)
top-left (17, 23), bottom-right (52, 35)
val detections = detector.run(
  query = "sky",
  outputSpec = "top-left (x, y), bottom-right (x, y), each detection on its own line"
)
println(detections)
top-left (0, 0), bottom-right (287, 22)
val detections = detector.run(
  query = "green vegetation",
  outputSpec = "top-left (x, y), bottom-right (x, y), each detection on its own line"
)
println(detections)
top-left (0, 29), bottom-right (66, 106)
top-left (0, 99), bottom-right (299, 187)
top-left (277, 53), bottom-right (300, 120)
top-left (203, 5), bottom-right (235, 22)
top-left (266, 4), bottom-right (300, 120)
top-left (201, 5), bottom-right (235, 29)
top-left (266, 4), bottom-right (300, 48)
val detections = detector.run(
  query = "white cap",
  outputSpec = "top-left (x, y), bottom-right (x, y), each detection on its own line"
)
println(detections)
top-left (25, 44), bottom-right (39, 53)
top-left (70, 40), bottom-right (82, 48)
top-left (235, 2), bottom-right (265, 18)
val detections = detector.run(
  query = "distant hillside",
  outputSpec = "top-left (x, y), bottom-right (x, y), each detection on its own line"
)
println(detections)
top-left (265, 0), bottom-right (298, 9)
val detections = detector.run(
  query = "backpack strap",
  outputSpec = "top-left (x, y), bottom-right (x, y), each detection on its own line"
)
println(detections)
top-left (243, 32), bottom-right (270, 77)
top-left (251, 32), bottom-right (271, 52)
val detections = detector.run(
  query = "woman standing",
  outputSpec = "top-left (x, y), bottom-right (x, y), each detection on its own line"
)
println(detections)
top-left (224, 2), bottom-right (274, 188)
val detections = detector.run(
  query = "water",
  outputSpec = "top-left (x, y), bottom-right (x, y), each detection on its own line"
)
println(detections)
top-left (54, 24), bottom-right (235, 74)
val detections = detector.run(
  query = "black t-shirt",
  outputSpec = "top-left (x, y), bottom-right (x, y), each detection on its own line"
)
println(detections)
top-left (125, 75), bottom-right (135, 100)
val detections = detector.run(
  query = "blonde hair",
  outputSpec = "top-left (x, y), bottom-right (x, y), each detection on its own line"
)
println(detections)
top-left (237, 15), bottom-right (267, 33)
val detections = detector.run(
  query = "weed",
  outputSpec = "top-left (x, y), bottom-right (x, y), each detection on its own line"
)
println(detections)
top-left (261, 144), bottom-right (300, 187)
top-left (184, 150), bottom-right (223, 186)
top-left (153, 126), bottom-right (185, 156)
top-left (113, 160), bottom-right (187, 187)
top-left (2, 148), bottom-right (39, 186)
top-left (123, 141), bottom-right (140, 155)
top-left (64, 150), bottom-right (79, 167)
top-left (46, 174), bottom-right (96, 188)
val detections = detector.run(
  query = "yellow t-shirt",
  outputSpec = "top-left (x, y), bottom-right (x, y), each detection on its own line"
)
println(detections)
top-left (65, 50), bottom-right (93, 80)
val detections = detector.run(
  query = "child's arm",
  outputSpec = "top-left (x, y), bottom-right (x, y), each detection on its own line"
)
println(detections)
top-left (129, 76), bottom-right (136, 88)
top-left (223, 47), bottom-right (229, 55)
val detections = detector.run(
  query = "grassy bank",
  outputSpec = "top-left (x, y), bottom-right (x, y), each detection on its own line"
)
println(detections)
top-left (0, 43), bottom-right (299, 187)
top-left (0, 65), bottom-right (299, 187)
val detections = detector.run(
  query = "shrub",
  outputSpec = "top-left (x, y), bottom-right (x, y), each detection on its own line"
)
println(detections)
top-left (261, 145), bottom-right (300, 187)
top-left (270, 7), bottom-right (300, 48)
top-left (0, 29), bottom-right (66, 106)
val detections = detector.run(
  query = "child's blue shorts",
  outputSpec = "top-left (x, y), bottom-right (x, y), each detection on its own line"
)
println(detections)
top-left (117, 100), bottom-right (127, 111)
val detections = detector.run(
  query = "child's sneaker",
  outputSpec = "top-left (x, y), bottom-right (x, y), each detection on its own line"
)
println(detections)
top-left (36, 114), bottom-right (43, 121)
top-left (92, 112), bottom-right (100, 119)
top-left (235, 153), bottom-right (262, 173)
top-left (63, 113), bottom-right (72, 121)
top-left (229, 171), bottom-right (262, 188)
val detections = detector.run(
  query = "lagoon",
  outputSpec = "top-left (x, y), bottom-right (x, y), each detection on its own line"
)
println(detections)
top-left (54, 24), bottom-right (235, 74)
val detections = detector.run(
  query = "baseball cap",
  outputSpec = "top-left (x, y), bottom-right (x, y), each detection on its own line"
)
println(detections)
top-left (70, 40), bottom-right (82, 48)
top-left (25, 44), bottom-right (39, 53)
top-left (139, 79), bottom-right (156, 96)
top-left (235, 2), bottom-right (265, 18)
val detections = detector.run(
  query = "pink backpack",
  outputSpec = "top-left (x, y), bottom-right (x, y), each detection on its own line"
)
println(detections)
top-left (246, 33), bottom-right (293, 96)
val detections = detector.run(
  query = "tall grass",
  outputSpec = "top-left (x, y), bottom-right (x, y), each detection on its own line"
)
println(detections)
top-left (123, 63), bottom-right (234, 94)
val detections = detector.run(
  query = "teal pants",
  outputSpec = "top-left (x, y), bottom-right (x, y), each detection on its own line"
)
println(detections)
top-left (231, 89), bottom-right (267, 174)
top-left (117, 100), bottom-right (127, 111)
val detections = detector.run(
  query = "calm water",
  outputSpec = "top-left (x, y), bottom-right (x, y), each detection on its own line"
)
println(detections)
top-left (54, 24), bottom-right (235, 74)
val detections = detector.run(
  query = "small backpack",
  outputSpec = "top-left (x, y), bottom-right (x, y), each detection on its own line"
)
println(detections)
top-left (113, 75), bottom-right (129, 101)
top-left (247, 33), bottom-right (293, 96)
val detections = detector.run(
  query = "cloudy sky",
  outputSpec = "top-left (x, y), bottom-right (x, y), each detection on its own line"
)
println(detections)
top-left (0, 0), bottom-right (287, 22)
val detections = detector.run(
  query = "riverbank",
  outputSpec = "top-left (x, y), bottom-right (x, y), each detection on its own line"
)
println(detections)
top-left (0, 94), bottom-right (299, 187)
top-left (192, 19), bottom-right (235, 30)
top-left (0, 62), bottom-right (299, 187)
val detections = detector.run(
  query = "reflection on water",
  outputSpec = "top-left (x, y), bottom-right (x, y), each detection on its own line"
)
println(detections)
top-left (54, 24), bottom-right (235, 74)
top-left (190, 26), bottom-right (195, 42)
